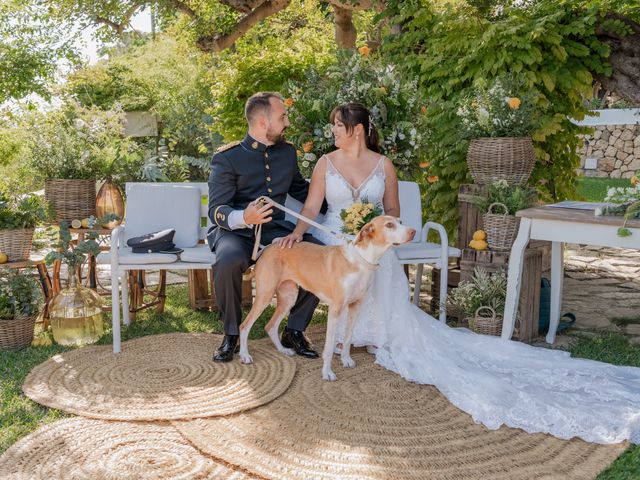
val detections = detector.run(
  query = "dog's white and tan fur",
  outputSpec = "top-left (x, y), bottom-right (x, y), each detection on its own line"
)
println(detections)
top-left (238, 215), bottom-right (416, 380)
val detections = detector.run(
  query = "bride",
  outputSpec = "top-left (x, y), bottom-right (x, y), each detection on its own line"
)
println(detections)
top-left (275, 102), bottom-right (640, 445)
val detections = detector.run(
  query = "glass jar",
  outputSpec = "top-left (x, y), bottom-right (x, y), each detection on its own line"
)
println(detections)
top-left (50, 273), bottom-right (103, 346)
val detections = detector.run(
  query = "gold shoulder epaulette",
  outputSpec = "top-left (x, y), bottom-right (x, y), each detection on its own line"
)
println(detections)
top-left (216, 141), bottom-right (240, 153)
top-left (285, 140), bottom-right (295, 146)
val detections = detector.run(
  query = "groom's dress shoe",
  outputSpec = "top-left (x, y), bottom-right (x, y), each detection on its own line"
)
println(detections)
top-left (213, 335), bottom-right (240, 363)
top-left (281, 328), bottom-right (319, 359)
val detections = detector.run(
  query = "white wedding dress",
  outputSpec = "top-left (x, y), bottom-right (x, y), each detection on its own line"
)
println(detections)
top-left (312, 155), bottom-right (640, 445)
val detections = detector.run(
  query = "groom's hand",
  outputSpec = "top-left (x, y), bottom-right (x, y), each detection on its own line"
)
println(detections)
top-left (243, 202), bottom-right (273, 225)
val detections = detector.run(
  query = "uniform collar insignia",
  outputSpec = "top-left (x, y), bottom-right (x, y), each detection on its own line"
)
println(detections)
top-left (242, 134), bottom-right (268, 152)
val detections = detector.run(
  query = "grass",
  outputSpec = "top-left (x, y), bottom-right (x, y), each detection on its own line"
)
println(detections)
top-left (576, 177), bottom-right (630, 202)
top-left (0, 285), bottom-right (637, 477)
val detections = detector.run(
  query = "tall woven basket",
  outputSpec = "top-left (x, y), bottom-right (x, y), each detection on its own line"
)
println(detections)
top-left (467, 137), bottom-right (536, 186)
top-left (0, 228), bottom-right (35, 261)
top-left (482, 202), bottom-right (520, 251)
top-left (0, 315), bottom-right (37, 350)
top-left (45, 179), bottom-right (96, 224)
top-left (468, 306), bottom-right (503, 336)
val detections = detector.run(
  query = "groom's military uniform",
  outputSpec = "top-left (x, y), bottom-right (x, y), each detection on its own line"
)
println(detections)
top-left (207, 134), bottom-right (322, 336)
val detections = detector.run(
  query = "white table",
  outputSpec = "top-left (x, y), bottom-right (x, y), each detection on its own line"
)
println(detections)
top-left (502, 205), bottom-right (640, 343)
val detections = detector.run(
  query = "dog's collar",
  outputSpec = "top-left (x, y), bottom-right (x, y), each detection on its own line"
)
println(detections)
top-left (347, 243), bottom-right (381, 270)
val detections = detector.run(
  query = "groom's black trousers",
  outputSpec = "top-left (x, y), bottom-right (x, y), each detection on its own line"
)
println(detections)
top-left (212, 227), bottom-right (323, 336)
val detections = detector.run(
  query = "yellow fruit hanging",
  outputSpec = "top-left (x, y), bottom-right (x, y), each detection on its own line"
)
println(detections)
top-left (472, 230), bottom-right (486, 241)
top-left (71, 219), bottom-right (82, 229)
top-left (81, 218), bottom-right (90, 229)
top-left (469, 239), bottom-right (488, 251)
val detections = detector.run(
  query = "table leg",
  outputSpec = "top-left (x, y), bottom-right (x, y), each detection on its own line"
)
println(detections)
top-left (501, 218), bottom-right (532, 340)
top-left (35, 263), bottom-right (54, 329)
top-left (546, 241), bottom-right (565, 344)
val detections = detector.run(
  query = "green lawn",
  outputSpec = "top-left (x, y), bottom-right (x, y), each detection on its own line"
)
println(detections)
top-left (1, 285), bottom-right (638, 478)
top-left (576, 177), bottom-right (631, 202)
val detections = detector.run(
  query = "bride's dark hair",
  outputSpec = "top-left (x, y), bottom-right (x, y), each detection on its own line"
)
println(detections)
top-left (329, 103), bottom-right (380, 153)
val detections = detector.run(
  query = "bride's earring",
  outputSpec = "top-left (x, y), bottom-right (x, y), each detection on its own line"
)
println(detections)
top-left (356, 133), bottom-right (359, 141)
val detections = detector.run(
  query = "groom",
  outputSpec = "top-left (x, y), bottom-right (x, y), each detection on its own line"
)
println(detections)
top-left (207, 92), bottom-right (323, 362)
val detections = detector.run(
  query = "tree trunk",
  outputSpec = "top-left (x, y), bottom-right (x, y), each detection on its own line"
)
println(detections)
top-left (596, 13), bottom-right (640, 105)
top-left (333, 5), bottom-right (357, 49)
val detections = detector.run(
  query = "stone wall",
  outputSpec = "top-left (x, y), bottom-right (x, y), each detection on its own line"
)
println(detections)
top-left (578, 124), bottom-right (640, 178)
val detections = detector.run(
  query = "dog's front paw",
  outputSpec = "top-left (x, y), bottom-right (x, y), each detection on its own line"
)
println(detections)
top-left (341, 355), bottom-right (356, 368)
top-left (322, 369), bottom-right (337, 381)
top-left (239, 352), bottom-right (253, 364)
top-left (280, 347), bottom-right (296, 357)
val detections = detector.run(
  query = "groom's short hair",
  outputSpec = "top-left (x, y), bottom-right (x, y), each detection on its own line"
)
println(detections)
top-left (245, 92), bottom-right (283, 125)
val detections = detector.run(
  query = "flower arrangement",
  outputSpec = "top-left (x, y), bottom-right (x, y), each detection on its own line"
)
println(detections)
top-left (285, 50), bottom-right (427, 177)
top-left (457, 74), bottom-right (539, 139)
top-left (472, 179), bottom-right (537, 215)
top-left (596, 174), bottom-right (640, 237)
top-left (340, 200), bottom-right (383, 235)
top-left (0, 270), bottom-right (42, 320)
top-left (447, 267), bottom-right (507, 319)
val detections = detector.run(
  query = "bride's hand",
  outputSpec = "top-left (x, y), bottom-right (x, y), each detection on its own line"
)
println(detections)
top-left (274, 232), bottom-right (303, 249)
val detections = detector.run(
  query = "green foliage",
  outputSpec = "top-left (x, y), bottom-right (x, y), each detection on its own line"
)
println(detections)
top-left (382, 0), bottom-right (620, 236)
top-left (472, 180), bottom-right (537, 214)
top-left (0, 2), bottom-right (77, 103)
top-left (0, 190), bottom-right (50, 230)
top-left (206, 0), bottom-right (337, 141)
top-left (286, 50), bottom-right (427, 178)
top-left (457, 74), bottom-right (540, 138)
top-left (447, 267), bottom-right (507, 318)
top-left (26, 103), bottom-right (143, 182)
top-left (0, 270), bottom-right (43, 320)
top-left (45, 215), bottom-right (116, 270)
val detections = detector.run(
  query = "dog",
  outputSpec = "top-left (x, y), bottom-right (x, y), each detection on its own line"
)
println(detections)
top-left (238, 215), bottom-right (416, 381)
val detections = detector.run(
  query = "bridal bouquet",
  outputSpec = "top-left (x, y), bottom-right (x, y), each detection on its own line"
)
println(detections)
top-left (340, 200), bottom-right (382, 235)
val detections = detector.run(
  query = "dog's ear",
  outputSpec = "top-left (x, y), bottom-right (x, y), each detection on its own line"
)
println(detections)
top-left (355, 223), bottom-right (374, 245)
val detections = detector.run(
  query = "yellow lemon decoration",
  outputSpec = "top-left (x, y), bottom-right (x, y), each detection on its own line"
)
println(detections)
top-left (469, 239), bottom-right (488, 251)
top-left (71, 219), bottom-right (82, 229)
top-left (472, 230), bottom-right (486, 241)
top-left (81, 218), bottom-right (90, 229)
top-left (0, 252), bottom-right (8, 264)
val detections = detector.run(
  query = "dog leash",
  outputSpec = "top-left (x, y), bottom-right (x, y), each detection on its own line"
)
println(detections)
top-left (251, 196), bottom-right (354, 261)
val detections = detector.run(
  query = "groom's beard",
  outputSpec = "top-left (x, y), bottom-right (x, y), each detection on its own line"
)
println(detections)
top-left (266, 127), bottom-right (287, 145)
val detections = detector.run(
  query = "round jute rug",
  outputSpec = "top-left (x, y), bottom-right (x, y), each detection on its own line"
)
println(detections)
top-left (22, 333), bottom-right (295, 420)
top-left (0, 418), bottom-right (253, 479)
top-left (173, 347), bottom-right (626, 480)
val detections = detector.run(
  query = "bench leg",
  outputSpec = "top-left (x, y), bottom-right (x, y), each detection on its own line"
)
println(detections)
top-left (112, 271), bottom-right (121, 353)
top-left (155, 270), bottom-right (167, 314)
top-left (412, 263), bottom-right (423, 306)
top-left (122, 271), bottom-right (131, 326)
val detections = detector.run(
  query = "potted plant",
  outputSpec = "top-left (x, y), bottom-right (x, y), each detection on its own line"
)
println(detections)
top-left (28, 103), bottom-right (139, 224)
top-left (472, 180), bottom-right (537, 251)
top-left (447, 267), bottom-right (507, 336)
top-left (0, 189), bottom-right (50, 262)
top-left (0, 269), bottom-right (43, 349)
top-left (45, 216), bottom-right (115, 345)
top-left (457, 74), bottom-right (539, 186)
top-left (596, 176), bottom-right (640, 237)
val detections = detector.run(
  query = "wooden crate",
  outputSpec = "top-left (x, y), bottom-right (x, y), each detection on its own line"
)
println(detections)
top-left (188, 269), bottom-right (253, 311)
top-left (430, 266), bottom-right (461, 315)
top-left (457, 184), bottom-right (487, 251)
top-left (460, 247), bottom-right (542, 342)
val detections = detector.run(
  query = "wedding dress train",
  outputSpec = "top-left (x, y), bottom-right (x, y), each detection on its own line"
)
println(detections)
top-left (311, 154), bottom-right (640, 445)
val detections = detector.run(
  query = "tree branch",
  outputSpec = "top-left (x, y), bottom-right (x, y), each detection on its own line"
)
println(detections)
top-left (94, 1), bottom-right (145, 35)
top-left (218, 0), bottom-right (266, 14)
top-left (196, 0), bottom-right (291, 52)
top-left (325, 0), bottom-right (380, 12)
top-left (168, 0), bottom-right (197, 18)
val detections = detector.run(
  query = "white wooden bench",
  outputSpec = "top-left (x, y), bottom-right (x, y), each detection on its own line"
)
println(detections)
top-left (100, 181), bottom-right (460, 353)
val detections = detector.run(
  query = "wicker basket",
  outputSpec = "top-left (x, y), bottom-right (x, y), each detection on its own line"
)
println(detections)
top-left (0, 315), bottom-right (37, 350)
top-left (468, 306), bottom-right (503, 336)
top-left (45, 179), bottom-right (96, 224)
top-left (0, 228), bottom-right (35, 261)
top-left (482, 202), bottom-right (520, 251)
top-left (467, 137), bottom-right (536, 186)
